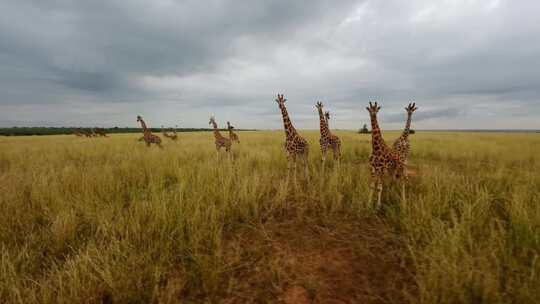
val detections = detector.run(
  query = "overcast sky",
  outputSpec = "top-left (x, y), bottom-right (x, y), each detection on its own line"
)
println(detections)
top-left (1, 0), bottom-right (539, 129)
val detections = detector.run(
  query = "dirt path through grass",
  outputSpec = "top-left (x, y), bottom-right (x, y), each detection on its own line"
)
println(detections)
top-left (217, 217), bottom-right (417, 303)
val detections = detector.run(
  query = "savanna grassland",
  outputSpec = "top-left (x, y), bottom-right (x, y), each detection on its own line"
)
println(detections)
top-left (1, 131), bottom-right (539, 303)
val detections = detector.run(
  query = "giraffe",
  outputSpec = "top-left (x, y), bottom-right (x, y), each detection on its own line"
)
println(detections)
top-left (137, 115), bottom-right (163, 148)
top-left (95, 128), bottom-right (108, 137)
top-left (275, 94), bottom-right (309, 181)
top-left (227, 121), bottom-right (240, 143)
top-left (315, 101), bottom-right (341, 162)
top-left (162, 126), bottom-right (172, 140)
top-left (366, 102), bottom-right (406, 208)
top-left (169, 125), bottom-right (178, 141)
top-left (209, 116), bottom-right (231, 155)
top-left (392, 102), bottom-right (417, 168)
top-left (163, 125), bottom-right (178, 141)
top-left (73, 129), bottom-right (84, 137)
top-left (83, 129), bottom-right (92, 138)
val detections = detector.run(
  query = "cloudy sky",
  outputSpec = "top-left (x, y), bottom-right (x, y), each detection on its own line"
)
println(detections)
top-left (1, 0), bottom-right (539, 129)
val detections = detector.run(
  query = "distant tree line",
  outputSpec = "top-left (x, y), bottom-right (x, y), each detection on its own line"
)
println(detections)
top-left (0, 127), bottom-right (254, 136)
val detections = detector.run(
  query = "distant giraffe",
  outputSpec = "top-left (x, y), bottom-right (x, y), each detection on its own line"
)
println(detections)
top-left (227, 121), bottom-right (240, 143)
top-left (169, 126), bottom-right (178, 141)
top-left (95, 128), bottom-right (108, 137)
top-left (209, 116), bottom-right (231, 155)
top-left (366, 102), bottom-right (406, 208)
top-left (276, 94), bottom-right (309, 180)
top-left (73, 129), bottom-right (84, 137)
top-left (315, 101), bottom-right (341, 162)
top-left (162, 125), bottom-right (178, 141)
top-left (392, 103), bottom-right (417, 168)
top-left (90, 128), bottom-right (98, 137)
top-left (137, 115), bottom-right (163, 148)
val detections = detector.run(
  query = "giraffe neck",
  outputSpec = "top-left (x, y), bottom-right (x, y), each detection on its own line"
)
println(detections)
top-left (212, 121), bottom-right (225, 139)
top-left (227, 123), bottom-right (234, 137)
top-left (317, 107), bottom-right (330, 138)
top-left (279, 104), bottom-right (298, 140)
top-left (370, 113), bottom-right (387, 151)
top-left (400, 112), bottom-right (413, 140)
top-left (139, 119), bottom-right (150, 134)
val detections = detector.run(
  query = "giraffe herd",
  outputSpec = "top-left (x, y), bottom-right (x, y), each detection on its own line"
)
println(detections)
top-left (275, 94), bottom-right (417, 208)
top-left (74, 128), bottom-right (107, 138)
top-left (80, 94), bottom-right (416, 207)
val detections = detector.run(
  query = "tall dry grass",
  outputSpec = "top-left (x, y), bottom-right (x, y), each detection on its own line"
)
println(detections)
top-left (0, 131), bottom-right (539, 303)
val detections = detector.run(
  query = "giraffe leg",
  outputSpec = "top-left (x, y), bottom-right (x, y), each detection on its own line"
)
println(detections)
top-left (146, 141), bottom-right (151, 147)
top-left (332, 146), bottom-right (341, 169)
top-left (368, 175), bottom-right (383, 210)
top-left (292, 160), bottom-right (298, 188)
top-left (401, 179), bottom-right (406, 203)
top-left (368, 180), bottom-right (375, 206)
top-left (376, 181), bottom-right (383, 210)
top-left (401, 166), bottom-right (408, 203)
top-left (226, 146), bottom-right (232, 161)
top-left (285, 155), bottom-right (293, 188)
top-left (321, 147), bottom-right (327, 163)
top-left (303, 156), bottom-right (310, 182)
top-left (334, 145), bottom-right (341, 162)
top-left (286, 160), bottom-right (290, 183)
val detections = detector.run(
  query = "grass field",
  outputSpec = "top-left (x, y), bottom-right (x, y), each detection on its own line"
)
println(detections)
top-left (1, 131), bottom-right (539, 303)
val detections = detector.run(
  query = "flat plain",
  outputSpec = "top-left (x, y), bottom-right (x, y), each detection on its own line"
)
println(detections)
top-left (1, 131), bottom-right (539, 303)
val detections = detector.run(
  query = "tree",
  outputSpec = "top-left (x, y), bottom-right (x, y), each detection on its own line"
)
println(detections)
top-left (358, 123), bottom-right (370, 134)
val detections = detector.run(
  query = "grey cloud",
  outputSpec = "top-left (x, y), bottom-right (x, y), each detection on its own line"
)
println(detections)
top-left (0, 0), bottom-right (539, 129)
top-left (385, 107), bottom-right (460, 123)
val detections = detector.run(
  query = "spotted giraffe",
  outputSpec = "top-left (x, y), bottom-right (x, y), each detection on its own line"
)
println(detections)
top-left (169, 126), bottom-right (178, 141)
top-left (209, 116), bottom-right (232, 155)
top-left (137, 115), bottom-right (163, 148)
top-left (95, 128), bottom-right (108, 137)
top-left (366, 102), bottom-right (406, 208)
top-left (73, 129), bottom-right (84, 137)
top-left (276, 94), bottom-right (309, 180)
top-left (392, 102), bottom-right (417, 168)
top-left (315, 101), bottom-right (341, 161)
top-left (162, 126), bottom-right (178, 141)
top-left (227, 121), bottom-right (240, 143)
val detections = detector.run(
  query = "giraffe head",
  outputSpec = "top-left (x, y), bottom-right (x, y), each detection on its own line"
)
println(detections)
top-left (405, 102), bottom-right (418, 114)
top-left (136, 115), bottom-right (143, 122)
top-left (227, 121), bottom-right (234, 130)
top-left (315, 101), bottom-right (323, 111)
top-left (209, 116), bottom-right (216, 126)
top-left (275, 94), bottom-right (287, 109)
top-left (366, 101), bottom-right (381, 116)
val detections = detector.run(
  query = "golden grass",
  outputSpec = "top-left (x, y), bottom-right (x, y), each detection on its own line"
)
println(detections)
top-left (0, 131), bottom-right (539, 303)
